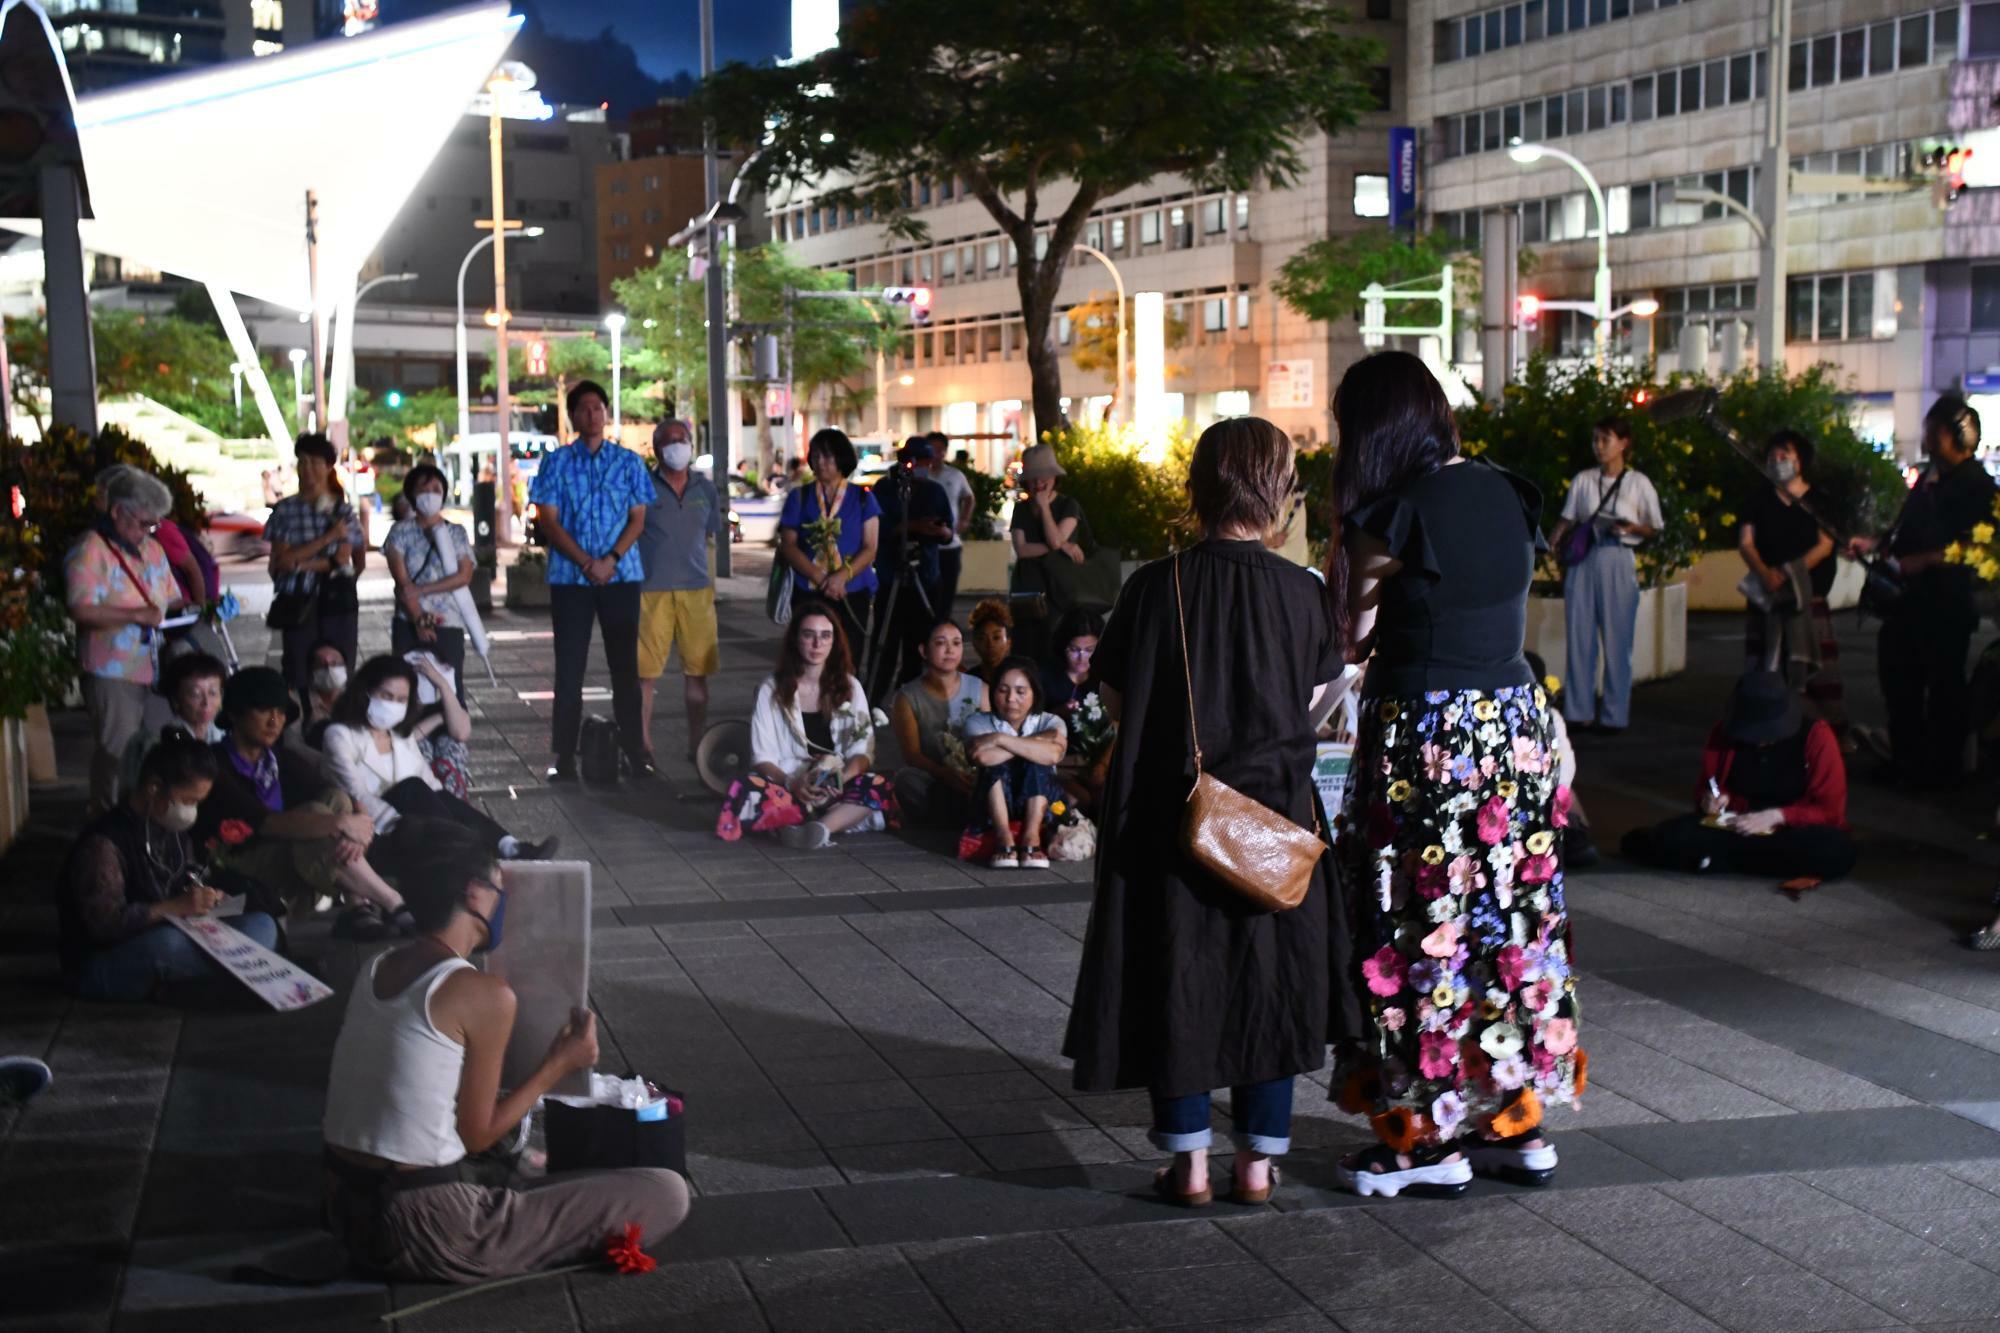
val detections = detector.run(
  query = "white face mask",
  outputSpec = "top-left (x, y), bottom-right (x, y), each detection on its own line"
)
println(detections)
top-left (312, 665), bottom-right (348, 695)
top-left (1768, 457), bottom-right (1798, 484)
top-left (660, 442), bottom-right (693, 472)
top-left (367, 697), bottom-right (407, 732)
top-left (414, 492), bottom-right (445, 518)
top-left (156, 799), bottom-right (198, 833)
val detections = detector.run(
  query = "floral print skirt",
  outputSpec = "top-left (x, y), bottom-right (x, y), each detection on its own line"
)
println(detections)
top-left (715, 771), bottom-right (900, 842)
top-left (1337, 684), bottom-right (1585, 1150)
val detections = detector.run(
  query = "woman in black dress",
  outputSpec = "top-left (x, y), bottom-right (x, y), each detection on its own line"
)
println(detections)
top-left (1065, 417), bottom-right (1356, 1207)
top-left (1328, 351), bottom-right (1583, 1200)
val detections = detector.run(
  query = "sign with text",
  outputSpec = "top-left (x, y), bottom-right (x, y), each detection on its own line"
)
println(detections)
top-left (170, 915), bottom-right (334, 1011)
top-left (1265, 360), bottom-right (1315, 410)
top-left (1389, 126), bottom-right (1418, 229)
top-left (1312, 740), bottom-right (1355, 830)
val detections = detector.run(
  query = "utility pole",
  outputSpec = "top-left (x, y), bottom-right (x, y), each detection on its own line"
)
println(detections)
top-left (1755, 0), bottom-right (1791, 370)
top-left (701, 0), bottom-right (732, 577)
top-left (1479, 209), bottom-right (1520, 398)
top-left (305, 190), bottom-right (327, 431)
top-left (483, 73), bottom-right (517, 545)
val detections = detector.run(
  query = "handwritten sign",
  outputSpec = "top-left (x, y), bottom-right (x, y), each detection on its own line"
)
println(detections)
top-left (1313, 740), bottom-right (1355, 830)
top-left (169, 914), bottom-right (335, 1011)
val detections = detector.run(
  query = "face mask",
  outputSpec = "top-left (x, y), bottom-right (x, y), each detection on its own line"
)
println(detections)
top-left (660, 442), bottom-right (693, 472)
top-left (466, 885), bottom-right (506, 952)
top-left (1768, 457), bottom-right (1798, 484)
top-left (156, 799), bottom-right (198, 833)
top-left (313, 665), bottom-right (348, 694)
top-left (414, 492), bottom-right (444, 518)
top-left (367, 697), bottom-right (407, 732)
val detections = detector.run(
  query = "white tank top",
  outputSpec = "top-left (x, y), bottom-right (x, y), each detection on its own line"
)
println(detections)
top-left (323, 952), bottom-right (474, 1167)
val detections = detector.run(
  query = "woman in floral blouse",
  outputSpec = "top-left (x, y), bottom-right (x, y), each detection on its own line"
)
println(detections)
top-left (717, 601), bottom-right (898, 850)
top-left (1329, 351), bottom-right (1583, 1200)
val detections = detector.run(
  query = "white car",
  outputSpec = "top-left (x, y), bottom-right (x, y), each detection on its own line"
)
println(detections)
top-left (693, 457), bottom-right (783, 545)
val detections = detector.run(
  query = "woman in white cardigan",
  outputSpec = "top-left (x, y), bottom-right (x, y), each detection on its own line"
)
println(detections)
top-left (716, 601), bottom-right (899, 850)
top-left (321, 656), bottom-right (557, 883)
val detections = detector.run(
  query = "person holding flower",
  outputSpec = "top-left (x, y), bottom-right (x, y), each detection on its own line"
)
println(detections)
top-left (718, 602), bottom-right (898, 849)
top-left (890, 617), bottom-right (988, 826)
top-left (1043, 608), bottom-right (1115, 814)
top-left (963, 656), bottom-right (1068, 868)
top-left (777, 428), bottom-right (881, 644)
top-left (1066, 416), bottom-right (1350, 1209)
top-left (1328, 351), bottom-right (1580, 1199)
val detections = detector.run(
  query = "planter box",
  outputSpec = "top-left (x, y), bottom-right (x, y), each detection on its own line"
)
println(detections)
top-left (1681, 548), bottom-right (1864, 612)
top-left (0, 716), bottom-right (28, 857)
top-left (957, 539), bottom-right (1011, 595)
top-left (1526, 580), bottom-right (1688, 688)
top-left (471, 566), bottom-right (495, 614)
top-left (505, 562), bottom-right (551, 610)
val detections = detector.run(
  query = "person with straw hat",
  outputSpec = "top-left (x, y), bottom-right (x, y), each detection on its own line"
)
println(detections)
top-left (1009, 443), bottom-right (1119, 661)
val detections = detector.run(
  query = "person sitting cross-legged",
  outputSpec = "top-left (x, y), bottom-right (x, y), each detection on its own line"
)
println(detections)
top-left (321, 819), bottom-right (689, 1284)
top-left (964, 655), bottom-right (1068, 868)
top-left (1621, 671), bottom-right (1857, 890)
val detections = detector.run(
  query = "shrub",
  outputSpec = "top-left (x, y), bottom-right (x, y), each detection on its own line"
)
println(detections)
top-left (1043, 420), bottom-right (1197, 561)
top-left (0, 422), bottom-right (207, 591)
top-left (957, 463), bottom-right (1009, 541)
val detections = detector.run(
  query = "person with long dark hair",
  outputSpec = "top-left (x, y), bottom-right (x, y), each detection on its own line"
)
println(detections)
top-left (1327, 351), bottom-right (1582, 1199)
top-left (716, 601), bottom-right (898, 849)
top-left (1066, 416), bottom-right (1351, 1208)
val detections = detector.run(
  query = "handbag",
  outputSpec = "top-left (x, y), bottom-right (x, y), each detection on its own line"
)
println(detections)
top-left (767, 552), bottom-right (794, 625)
top-left (1558, 473), bottom-right (1624, 568)
top-left (264, 590), bottom-right (313, 631)
top-left (317, 574), bottom-right (360, 618)
top-left (1172, 553), bottom-right (1325, 912)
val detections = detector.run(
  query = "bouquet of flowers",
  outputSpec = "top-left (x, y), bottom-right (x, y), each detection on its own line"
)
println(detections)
top-left (1944, 500), bottom-right (2000, 583)
top-left (1066, 689), bottom-right (1116, 765)
top-left (937, 730), bottom-right (977, 779)
top-left (803, 511), bottom-right (845, 576)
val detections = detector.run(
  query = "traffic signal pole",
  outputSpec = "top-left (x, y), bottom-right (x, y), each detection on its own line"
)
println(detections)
top-left (701, 0), bottom-right (732, 578)
top-left (1755, 0), bottom-right (1791, 371)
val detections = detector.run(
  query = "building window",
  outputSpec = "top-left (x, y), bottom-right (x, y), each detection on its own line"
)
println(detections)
top-left (1787, 271), bottom-right (1891, 342)
top-left (1202, 197), bottom-right (1227, 234)
top-left (643, 174), bottom-right (660, 191)
top-left (983, 240), bottom-right (1002, 273)
top-left (1216, 390), bottom-right (1253, 417)
top-left (1110, 218), bottom-right (1127, 250)
top-left (1974, 266), bottom-right (2000, 332)
top-left (1203, 298), bottom-right (1227, 333)
top-left (251, 0), bottom-right (283, 31)
top-left (940, 248), bottom-right (956, 281)
top-left (1236, 292), bottom-right (1251, 328)
top-left (1140, 210), bottom-right (1162, 246)
top-left (1353, 174), bottom-right (1390, 218)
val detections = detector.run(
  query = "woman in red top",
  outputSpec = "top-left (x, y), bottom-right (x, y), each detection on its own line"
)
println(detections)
top-left (1621, 671), bottom-right (1856, 886)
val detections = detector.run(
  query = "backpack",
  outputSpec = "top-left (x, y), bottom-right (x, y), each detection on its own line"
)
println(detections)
top-left (580, 715), bottom-right (621, 785)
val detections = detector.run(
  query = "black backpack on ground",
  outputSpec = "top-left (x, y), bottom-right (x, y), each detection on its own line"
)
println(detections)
top-left (580, 715), bottom-right (621, 785)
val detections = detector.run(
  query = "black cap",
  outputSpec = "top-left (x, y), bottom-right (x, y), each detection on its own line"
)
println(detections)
top-left (223, 666), bottom-right (300, 723)
top-left (898, 437), bottom-right (934, 464)
top-left (1723, 671), bottom-right (1801, 745)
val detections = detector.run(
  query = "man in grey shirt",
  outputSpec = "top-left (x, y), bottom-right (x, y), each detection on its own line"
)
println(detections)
top-left (925, 430), bottom-right (974, 614)
top-left (636, 419), bottom-right (723, 765)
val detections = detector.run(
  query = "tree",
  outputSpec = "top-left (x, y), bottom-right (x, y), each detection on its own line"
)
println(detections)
top-left (701, 0), bottom-right (1382, 435)
top-left (1273, 228), bottom-right (1537, 331)
top-left (4, 310), bottom-right (241, 438)
top-left (610, 242), bottom-right (900, 470)
top-left (1067, 291), bottom-right (1187, 417)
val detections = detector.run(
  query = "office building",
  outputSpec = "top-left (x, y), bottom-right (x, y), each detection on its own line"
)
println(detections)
top-left (49, 0), bottom-right (316, 92)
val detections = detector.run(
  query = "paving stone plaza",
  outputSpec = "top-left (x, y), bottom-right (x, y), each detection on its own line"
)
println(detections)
top-left (9, 561), bottom-right (2000, 1332)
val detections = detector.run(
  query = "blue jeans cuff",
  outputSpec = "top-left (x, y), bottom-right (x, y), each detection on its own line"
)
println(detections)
top-left (1148, 1126), bottom-right (1212, 1153)
top-left (1230, 1130), bottom-right (1290, 1157)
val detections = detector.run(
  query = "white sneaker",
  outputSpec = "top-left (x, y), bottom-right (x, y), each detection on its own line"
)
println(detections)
top-left (989, 845), bottom-right (1021, 868)
top-left (1335, 1152), bottom-right (1472, 1199)
top-left (1020, 847), bottom-right (1050, 869)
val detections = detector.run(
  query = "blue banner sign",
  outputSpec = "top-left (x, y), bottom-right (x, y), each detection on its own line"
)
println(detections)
top-left (1389, 126), bottom-right (1417, 228)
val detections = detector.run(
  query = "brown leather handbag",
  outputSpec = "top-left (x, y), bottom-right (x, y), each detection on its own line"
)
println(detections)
top-left (1172, 553), bottom-right (1325, 912)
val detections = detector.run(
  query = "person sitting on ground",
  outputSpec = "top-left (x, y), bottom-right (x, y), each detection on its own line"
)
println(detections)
top-left (717, 601), bottom-right (899, 849)
top-left (889, 617), bottom-right (988, 826)
top-left (299, 640), bottom-right (351, 751)
top-left (966, 597), bottom-right (1014, 681)
top-left (1621, 670), bottom-right (1856, 888)
top-left (1042, 608), bottom-right (1114, 815)
top-left (1041, 608), bottom-right (1103, 712)
top-left (963, 654), bottom-right (1068, 869)
top-left (118, 650), bottom-right (227, 799)
top-left (58, 732), bottom-right (282, 1003)
top-left (320, 656), bottom-right (557, 884)
top-left (195, 666), bottom-right (411, 935)
top-left (1524, 650), bottom-right (1599, 869)
top-left (321, 819), bottom-right (689, 1284)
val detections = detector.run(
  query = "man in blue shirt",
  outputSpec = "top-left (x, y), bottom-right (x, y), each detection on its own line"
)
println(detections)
top-left (527, 380), bottom-right (654, 782)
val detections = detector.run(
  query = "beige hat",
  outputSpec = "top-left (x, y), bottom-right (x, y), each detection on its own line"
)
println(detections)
top-left (1018, 444), bottom-right (1066, 480)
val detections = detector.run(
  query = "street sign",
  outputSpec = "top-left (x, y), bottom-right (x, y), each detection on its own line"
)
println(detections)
top-left (1266, 360), bottom-right (1314, 410)
top-left (1389, 126), bottom-right (1417, 229)
top-left (1967, 372), bottom-right (2000, 393)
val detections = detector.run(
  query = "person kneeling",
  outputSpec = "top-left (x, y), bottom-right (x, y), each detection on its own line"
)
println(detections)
top-left (964, 656), bottom-right (1068, 868)
top-left (321, 820), bottom-right (688, 1283)
top-left (1621, 671), bottom-right (1856, 887)
top-left (58, 733), bottom-right (281, 1003)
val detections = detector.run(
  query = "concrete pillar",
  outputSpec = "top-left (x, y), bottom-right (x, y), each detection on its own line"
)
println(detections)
top-left (1479, 209), bottom-right (1519, 399)
top-left (39, 164), bottom-right (95, 435)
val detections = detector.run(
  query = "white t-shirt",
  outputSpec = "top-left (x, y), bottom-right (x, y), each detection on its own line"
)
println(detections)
top-left (963, 709), bottom-right (1067, 740)
top-left (931, 464), bottom-right (974, 551)
top-left (1560, 467), bottom-right (1664, 548)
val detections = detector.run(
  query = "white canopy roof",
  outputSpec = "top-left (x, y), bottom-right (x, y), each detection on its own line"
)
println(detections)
top-left (2, 2), bottom-right (521, 311)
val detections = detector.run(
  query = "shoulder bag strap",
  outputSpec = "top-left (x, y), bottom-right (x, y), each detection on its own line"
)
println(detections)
top-left (1173, 552), bottom-right (1202, 782)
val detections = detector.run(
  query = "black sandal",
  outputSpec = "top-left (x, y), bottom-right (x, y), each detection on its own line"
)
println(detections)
top-left (1335, 1143), bottom-right (1472, 1199)
top-left (1467, 1130), bottom-right (1559, 1187)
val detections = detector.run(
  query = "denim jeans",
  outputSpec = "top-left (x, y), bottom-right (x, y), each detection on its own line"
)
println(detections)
top-left (72, 913), bottom-right (280, 1003)
top-left (976, 757), bottom-right (1061, 818)
top-left (1150, 1076), bottom-right (1294, 1156)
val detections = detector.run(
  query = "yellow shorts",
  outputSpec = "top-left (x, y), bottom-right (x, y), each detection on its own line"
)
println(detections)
top-left (638, 587), bottom-right (719, 679)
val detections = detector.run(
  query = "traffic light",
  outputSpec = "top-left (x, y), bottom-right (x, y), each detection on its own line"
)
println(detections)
top-left (883, 286), bottom-right (933, 325)
top-left (1517, 293), bottom-right (1542, 332)
top-left (1923, 144), bottom-right (1972, 207)
top-left (384, 389), bottom-right (404, 409)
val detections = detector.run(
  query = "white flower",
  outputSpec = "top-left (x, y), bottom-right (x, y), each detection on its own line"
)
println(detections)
top-left (1432, 1091), bottom-right (1468, 1134)
top-left (1426, 897), bottom-right (1456, 923)
top-left (1479, 1022), bottom-right (1525, 1059)
top-left (1491, 1055), bottom-right (1530, 1090)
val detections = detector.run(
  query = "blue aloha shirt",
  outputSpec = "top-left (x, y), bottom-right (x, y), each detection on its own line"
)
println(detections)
top-left (528, 440), bottom-right (654, 586)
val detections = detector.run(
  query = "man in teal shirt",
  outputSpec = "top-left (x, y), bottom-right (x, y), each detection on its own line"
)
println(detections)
top-left (527, 380), bottom-right (654, 782)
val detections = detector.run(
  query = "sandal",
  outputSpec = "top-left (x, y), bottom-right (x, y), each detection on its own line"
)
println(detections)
top-left (1970, 928), bottom-right (2000, 952)
top-left (1335, 1143), bottom-right (1471, 1199)
top-left (1020, 847), bottom-right (1050, 869)
top-left (1152, 1164), bottom-right (1212, 1208)
top-left (1467, 1131), bottom-right (1559, 1187)
top-left (989, 845), bottom-right (1021, 869)
top-left (1780, 877), bottom-right (1822, 897)
top-left (1231, 1162), bottom-right (1281, 1206)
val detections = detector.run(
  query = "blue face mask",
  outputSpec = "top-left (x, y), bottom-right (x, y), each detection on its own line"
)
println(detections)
top-left (465, 881), bottom-right (507, 953)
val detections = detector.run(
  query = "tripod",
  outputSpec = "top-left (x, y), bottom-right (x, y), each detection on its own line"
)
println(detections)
top-left (859, 468), bottom-right (938, 701)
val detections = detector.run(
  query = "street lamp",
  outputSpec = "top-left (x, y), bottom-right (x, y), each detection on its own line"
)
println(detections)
top-left (455, 226), bottom-right (543, 439)
top-left (228, 361), bottom-right (243, 426)
top-left (604, 311), bottom-right (626, 434)
top-left (1072, 244), bottom-right (1127, 425)
top-left (340, 270), bottom-right (415, 426)
top-left (288, 347), bottom-right (306, 425)
top-left (1509, 138), bottom-right (1612, 370)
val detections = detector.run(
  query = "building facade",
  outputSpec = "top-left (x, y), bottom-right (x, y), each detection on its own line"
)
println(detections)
top-left (767, 3), bottom-right (1404, 458)
top-left (49, 0), bottom-right (315, 91)
top-left (1411, 0), bottom-right (1995, 455)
